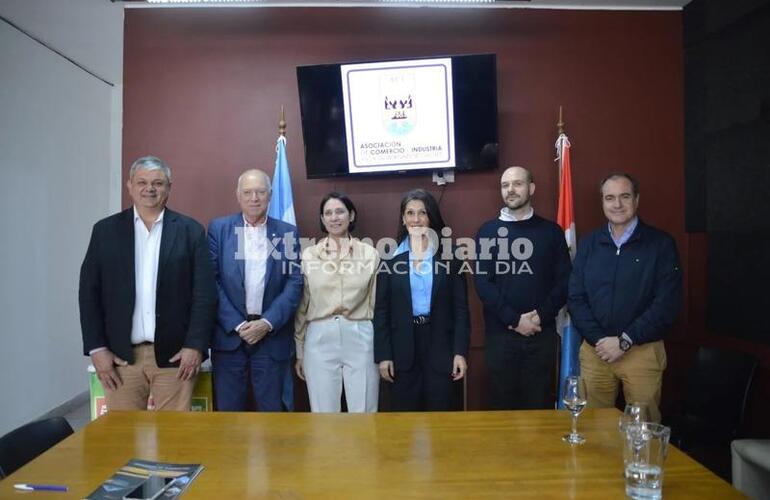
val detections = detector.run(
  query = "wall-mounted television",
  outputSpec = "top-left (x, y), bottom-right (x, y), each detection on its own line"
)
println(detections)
top-left (297, 53), bottom-right (498, 179)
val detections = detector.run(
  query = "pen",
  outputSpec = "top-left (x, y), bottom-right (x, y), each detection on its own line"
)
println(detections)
top-left (14, 484), bottom-right (68, 492)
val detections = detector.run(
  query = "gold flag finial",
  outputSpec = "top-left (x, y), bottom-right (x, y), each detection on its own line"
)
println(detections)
top-left (279, 106), bottom-right (287, 137)
top-left (557, 105), bottom-right (565, 135)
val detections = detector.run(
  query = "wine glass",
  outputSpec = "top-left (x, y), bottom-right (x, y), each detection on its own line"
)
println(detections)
top-left (562, 375), bottom-right (587, 445)
top-left (619, 402), bottom-right (650, 432)
top-left (620, 402), bottom-right (650, 466)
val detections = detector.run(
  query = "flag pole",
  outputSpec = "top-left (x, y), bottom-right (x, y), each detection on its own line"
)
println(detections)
top-left (273, 105), bottom-right (296, 411)
top-left (555, 106), bottom-right (565, 404)
top-left (555, 106), bottom-right (580, 409)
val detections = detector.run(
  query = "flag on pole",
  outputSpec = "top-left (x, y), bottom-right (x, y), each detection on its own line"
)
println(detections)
top-left (267, 135), bottom-right (296, 225)
top-left (556, 133), bottom-right (576, 260)
top-left (555, 131), bottom-right (581, 409)
top-left (268, 132), bottom-right (297, 411)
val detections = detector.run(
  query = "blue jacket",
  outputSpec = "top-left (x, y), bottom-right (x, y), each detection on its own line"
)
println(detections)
top-left (568, 220), bottom-right (682, 346)
top-left (207, 214), bottom-right (303, 360)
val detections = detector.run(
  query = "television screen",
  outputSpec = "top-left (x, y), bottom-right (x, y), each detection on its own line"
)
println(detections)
top-left (297, 53), bottom-right (498, 179)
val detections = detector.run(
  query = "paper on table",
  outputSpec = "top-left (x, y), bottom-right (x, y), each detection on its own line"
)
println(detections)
top-left (84, 458), bottom-right (203, 500)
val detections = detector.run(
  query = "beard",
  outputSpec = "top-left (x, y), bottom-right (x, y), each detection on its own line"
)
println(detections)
top-left (505, 193), bottom-right (530, 210)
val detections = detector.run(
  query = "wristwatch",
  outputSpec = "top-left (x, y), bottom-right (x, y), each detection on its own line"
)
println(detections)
top-left (619, 332), bottom-right (633, 352)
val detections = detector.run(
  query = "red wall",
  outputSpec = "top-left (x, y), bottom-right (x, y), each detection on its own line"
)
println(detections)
top-left (123, 7), bottom-right (688, 411)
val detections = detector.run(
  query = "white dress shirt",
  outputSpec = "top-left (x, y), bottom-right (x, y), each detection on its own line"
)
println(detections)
top-left (243, 215), bottom-right (268, 316)
top-left (130, 207), bottom-right (164, 345)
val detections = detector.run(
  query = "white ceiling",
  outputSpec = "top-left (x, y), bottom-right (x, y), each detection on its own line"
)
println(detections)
top-left (0, 0), bottom-right (124, 84)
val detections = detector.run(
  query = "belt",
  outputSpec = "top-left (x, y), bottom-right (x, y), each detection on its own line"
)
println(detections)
top-left (413, 315), bottom-right (430, 325)
top-left (133, 341), bottom-right (153, 347)
top-left (247, 314), bottom-right (262, 321)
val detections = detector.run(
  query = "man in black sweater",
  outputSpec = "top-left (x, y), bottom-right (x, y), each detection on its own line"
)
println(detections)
top-left (475, 166), bottom-right (572, 409)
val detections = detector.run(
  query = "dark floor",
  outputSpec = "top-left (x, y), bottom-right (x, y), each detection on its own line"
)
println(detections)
top-left (59, 396), bottom-right (91, 432)
top-left (685, 444), bottom-right (733, 483)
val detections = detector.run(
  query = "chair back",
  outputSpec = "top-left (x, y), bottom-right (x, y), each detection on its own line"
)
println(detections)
top-left (0, 417), bottom-right (73, 479)
top-left (684, 346), bottom-right (758, 434)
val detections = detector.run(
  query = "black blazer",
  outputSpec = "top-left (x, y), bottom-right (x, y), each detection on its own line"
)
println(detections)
top-left (79, 208), bottom-right (217, 367)
top-left (374, 253), bottom-right (470, 374)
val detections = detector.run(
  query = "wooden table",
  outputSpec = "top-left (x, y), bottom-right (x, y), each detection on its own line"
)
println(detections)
top-left (1, 409), bottom-right (742, 499)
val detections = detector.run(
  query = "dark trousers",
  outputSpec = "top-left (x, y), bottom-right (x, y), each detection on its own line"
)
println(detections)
top-left (487, 325), bottom-right (557, 410)
top-left (391, 323), bottom-right (455, 411)
top-left (212, 343), bottom-right (287, 412)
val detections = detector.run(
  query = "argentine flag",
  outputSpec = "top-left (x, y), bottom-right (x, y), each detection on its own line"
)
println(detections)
top-left (268, 135), bottom-right (296, 225)
top-left (268, 133), bottom-right (297, 411)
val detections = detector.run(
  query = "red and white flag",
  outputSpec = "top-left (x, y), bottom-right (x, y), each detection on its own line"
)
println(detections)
top-left (556, 133), bottom-right (576, 259)
top-left (556, 132), bottom-right (580, 408)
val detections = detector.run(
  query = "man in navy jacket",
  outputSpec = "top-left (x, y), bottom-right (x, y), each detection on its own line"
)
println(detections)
top-left (208, 169), bottom-right (302, 411)
top-left (568, 173), bottom-right (681, 422)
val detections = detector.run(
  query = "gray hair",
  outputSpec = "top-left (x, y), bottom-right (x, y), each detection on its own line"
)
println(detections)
top-left (129, 156), bottom-right (172, 182)
top-left (236, 169), bottom-right (272, 193)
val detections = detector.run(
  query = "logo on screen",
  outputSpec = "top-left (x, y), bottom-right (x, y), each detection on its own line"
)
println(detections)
top-left (381, 74), bottom-right (416, 136)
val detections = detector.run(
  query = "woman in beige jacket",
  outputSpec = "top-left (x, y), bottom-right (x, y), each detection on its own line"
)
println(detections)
top-left (294, 192), bottom-right (380, 412)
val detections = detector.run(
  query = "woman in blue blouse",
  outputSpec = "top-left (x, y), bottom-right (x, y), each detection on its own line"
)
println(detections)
top-left (373, 189), bottom-right (470, 411)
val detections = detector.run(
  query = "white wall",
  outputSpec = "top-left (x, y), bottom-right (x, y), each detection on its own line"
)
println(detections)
top-left (0, 0), bottom-right (123, 84)
top-left (0, 0), bottom-right (123, 435)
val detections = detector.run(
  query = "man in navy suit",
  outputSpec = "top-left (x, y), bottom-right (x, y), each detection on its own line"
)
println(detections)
top-left (208, 169), bottom-right (303, 411)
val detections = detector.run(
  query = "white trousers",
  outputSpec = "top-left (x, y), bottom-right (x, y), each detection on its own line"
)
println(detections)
top-left (303, 316), bottom-right (379, 413)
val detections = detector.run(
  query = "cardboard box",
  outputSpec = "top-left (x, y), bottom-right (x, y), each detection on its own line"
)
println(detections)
top-left (88, 362), bottom-right (213, 419)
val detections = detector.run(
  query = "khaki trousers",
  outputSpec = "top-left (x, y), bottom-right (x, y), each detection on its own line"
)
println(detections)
top-left (105, 344), bottom-right (195, 411)
top-left (579, 340), bottom-right (667, 422)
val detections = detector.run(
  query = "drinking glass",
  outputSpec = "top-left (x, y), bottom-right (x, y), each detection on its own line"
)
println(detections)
top-left (624, 422), bottom-right (670, 500)
top-left (619, 402), bottom-right (650, 432)
top-left (561, 375), bottom-right (587, 444)
top-left (620, 402), bottom-right (651, 465)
